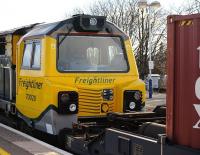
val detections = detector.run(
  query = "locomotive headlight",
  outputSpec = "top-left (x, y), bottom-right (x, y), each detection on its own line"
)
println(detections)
top-left (73, 14), bottom-right (106, 32)
top-left (69, 104), bottom-right (77, 112)
top-left (129, 102), bottom-right (136, 110)
top-left (60, 93), bottom-right (70, 103)
top-left (90, 18), bottom-right (97, 26)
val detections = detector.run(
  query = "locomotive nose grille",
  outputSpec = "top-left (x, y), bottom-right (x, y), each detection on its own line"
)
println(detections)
top-left (78, 88), bottom-right (114, 116)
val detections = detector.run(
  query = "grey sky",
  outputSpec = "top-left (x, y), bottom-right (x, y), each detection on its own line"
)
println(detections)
top-left (0, 0), bottom-right (185, 31)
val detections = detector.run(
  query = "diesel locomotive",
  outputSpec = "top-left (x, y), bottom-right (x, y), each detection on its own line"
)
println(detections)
top-left (0, 15), bottom-right (146, 136)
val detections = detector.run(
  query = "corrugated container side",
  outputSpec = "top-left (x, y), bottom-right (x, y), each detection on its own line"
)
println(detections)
top-left (167, 14), bottom-right (200, 149)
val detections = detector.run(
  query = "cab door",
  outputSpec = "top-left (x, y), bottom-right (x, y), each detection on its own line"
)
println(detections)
top-left (16, 39), bottom-right (45, 118)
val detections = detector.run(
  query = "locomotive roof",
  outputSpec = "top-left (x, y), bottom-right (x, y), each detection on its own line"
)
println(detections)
top-left (0, 15), bottom-right (128, 39)
top-left (23, 20), bottom-right (65, 38)
top-left (0, 23), bottom-right (39, 36)
top-left (23, 17), bottom-right (128, 39)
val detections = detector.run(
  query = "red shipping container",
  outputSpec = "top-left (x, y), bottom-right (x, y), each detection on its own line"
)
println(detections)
top-left (167, 14), bottom-right (200, 149)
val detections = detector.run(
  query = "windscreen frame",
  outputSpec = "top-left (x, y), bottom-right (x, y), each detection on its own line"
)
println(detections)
top-left (56, 34), bottom-right (130, 73)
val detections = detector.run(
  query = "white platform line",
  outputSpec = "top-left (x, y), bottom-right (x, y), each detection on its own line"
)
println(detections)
top-left (0, 123), bottom-right (73, 155)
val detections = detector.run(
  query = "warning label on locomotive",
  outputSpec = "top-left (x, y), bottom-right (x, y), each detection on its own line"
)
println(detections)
top-left (75, 77), bottom-right (115, 85)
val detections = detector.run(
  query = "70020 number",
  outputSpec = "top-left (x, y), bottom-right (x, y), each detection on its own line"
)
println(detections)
top-left (26, 94), bottom-right (36, 101)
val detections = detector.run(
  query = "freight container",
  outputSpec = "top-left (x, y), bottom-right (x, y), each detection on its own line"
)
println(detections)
top-left (167, 14), bottom-right (200, 149)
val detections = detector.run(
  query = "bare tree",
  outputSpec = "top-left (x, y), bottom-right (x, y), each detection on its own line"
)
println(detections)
top-left (135, 7), bottom-right (167, 78)
top-left (184, 0), bottom-right (200, 14)
top-left (169, 0), bottom-right (200, 15)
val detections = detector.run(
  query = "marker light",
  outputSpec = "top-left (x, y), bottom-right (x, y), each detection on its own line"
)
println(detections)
top-left (69, 104), bottom-right (77, 112)
top-left (129, 102), bottom-right (136, 110)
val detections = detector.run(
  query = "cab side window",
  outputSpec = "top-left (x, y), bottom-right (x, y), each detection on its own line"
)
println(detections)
top-left (22, 41), bottom-right (41, 70)
top-left (22, 43), bottom-right (32, 68)
top-left (32, 42), bottom-right (41, 69)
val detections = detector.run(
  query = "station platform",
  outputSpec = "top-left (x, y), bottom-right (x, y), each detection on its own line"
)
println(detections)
top-left (0, 123), bottom-right (72, 155)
